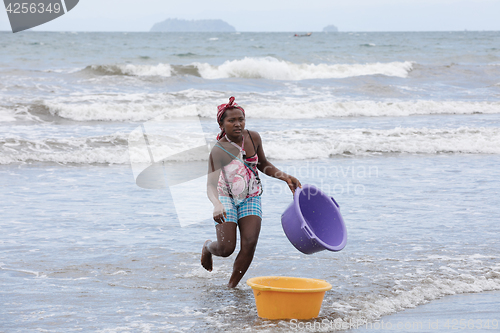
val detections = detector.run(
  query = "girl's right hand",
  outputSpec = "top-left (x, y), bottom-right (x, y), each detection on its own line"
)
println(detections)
top-left (286, 175), bottom-right (302, 195)
top-left (213, 202), bottom-right (227, 224)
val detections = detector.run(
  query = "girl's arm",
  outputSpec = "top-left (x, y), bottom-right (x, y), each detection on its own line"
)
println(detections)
top-left (207, 150), bottom-right (227, 223)
top-left (252, 131), bottom-right (302, 194)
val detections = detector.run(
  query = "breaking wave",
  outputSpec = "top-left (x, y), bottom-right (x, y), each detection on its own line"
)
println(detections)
top-left (14, 99), bottom-right (500, 122)
top-left (77, 58), bottom-right (414, 80)
top-left (194, 57), bottom-right (414, 80)
top-left (2, 127), bottom-right (499, 164)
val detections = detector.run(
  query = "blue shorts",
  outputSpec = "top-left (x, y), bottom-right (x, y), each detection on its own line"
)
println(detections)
top-left (218, 196), bottom-right (262, 224)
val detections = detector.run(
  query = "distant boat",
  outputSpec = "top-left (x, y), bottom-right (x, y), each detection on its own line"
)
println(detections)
top-left (294, 32), bottom-right (312, 37)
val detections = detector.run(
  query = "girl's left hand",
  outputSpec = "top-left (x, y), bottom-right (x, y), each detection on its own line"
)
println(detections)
top-left (286, 175), bottom-right (302, 195)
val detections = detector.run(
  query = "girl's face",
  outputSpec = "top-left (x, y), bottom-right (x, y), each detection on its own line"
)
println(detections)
top-left (221, 108), bottom-right (245, 137)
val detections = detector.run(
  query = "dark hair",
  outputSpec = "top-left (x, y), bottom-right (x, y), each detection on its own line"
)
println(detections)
top-left (218, 111), bottom-right (228, 126)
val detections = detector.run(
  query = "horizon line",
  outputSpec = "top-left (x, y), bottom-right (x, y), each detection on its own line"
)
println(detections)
top-left (1, 29), bottom-right (499, 33)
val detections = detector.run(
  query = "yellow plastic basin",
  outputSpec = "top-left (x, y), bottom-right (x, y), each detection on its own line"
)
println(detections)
top-left (246, 276), bottom-right (332, 320)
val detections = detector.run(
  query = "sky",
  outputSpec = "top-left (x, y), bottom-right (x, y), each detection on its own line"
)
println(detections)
top-left (1, 0), bottom-right (500, 32)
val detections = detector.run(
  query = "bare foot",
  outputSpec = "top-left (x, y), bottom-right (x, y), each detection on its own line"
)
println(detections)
top-left (201, 240), bottom-right (213, 272)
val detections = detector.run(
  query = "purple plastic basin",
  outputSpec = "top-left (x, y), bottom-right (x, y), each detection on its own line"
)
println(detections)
top-left (281, 184), bottom-right (347, 254)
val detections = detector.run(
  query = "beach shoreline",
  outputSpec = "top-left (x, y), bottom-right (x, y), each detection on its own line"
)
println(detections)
top-left (351, 290), bottom-right (500, 332)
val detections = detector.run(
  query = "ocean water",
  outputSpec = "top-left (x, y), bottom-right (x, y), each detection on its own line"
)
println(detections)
top-left (1, 31), bottom-right (500, 332)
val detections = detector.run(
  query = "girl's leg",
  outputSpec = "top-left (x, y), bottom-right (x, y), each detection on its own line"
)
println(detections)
top-left (227, 215), bottom-right (261, 288)
top-left (201, 221), bottom-right (237, 271)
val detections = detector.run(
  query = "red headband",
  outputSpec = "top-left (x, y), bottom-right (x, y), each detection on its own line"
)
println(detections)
top-left (216, 96), bottom-right (245, 140)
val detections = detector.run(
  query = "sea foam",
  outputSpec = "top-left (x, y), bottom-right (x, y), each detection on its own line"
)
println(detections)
top-left (245, 100), bottom-right (500, 118)
top-left (263, 127), bottom-right (500, 159)
top-left (329, 272), bottom-right (500, 325)
top-left (83, 63), bottom-right (172, 77)
top-left (30, 99), bottom-right (500, 122)
top-left (2, 127), bottom-right (500, 164)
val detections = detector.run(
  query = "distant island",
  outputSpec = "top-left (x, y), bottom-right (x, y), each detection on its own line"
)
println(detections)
top-left (150, 19), bottom-right (236, 32)
top-left (323, 25), bottom-right (339, 32)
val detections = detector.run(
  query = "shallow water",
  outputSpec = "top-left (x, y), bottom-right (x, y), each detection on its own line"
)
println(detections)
top-left (352, 291), bottom-right (500, 333)
top-left (1, 31), bottom-right (500, 331)
top-left (2, 154), bottom-right (500, 331)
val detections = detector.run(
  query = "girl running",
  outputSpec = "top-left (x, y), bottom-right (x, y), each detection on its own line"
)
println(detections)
top-left (201, 96), bottom-right (301, 288)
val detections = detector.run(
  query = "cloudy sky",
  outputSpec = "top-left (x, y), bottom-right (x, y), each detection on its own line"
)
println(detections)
top-left (1, 0), bottom-right (500, 32)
